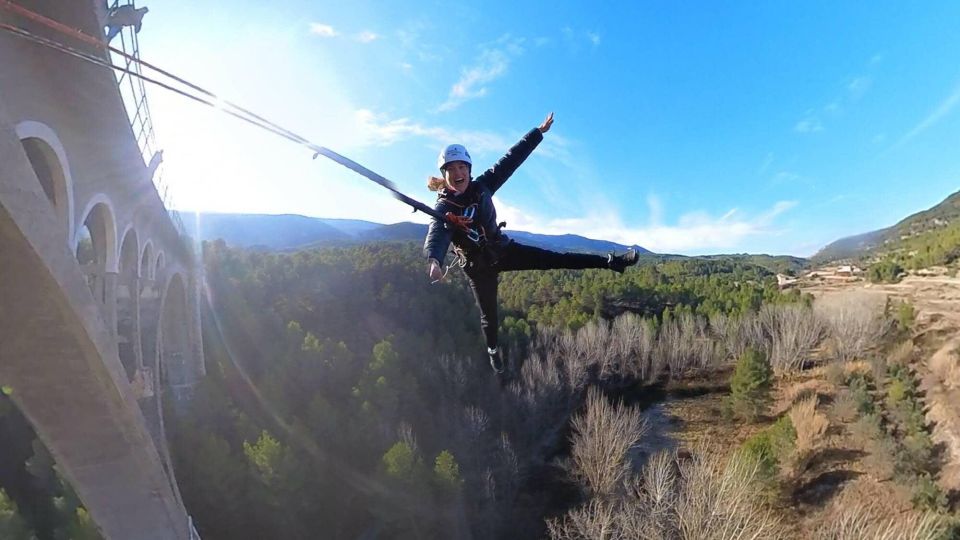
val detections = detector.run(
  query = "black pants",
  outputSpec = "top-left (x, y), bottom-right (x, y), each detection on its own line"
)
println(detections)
top-left (463, 242), bottom-right (608, 350)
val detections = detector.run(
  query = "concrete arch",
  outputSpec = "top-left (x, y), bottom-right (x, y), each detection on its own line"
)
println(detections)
top-left (118, 225), bottom-right (140, 279)
top-left (74, 194), bottom-right (119, 274)
top-left (117, 227), bottom-right (141, 381)
top-left (158, 272), bottom-right (187, 379)
top-left (140, 240), bottom-right (154, 281)
top-left (154, 251), bottom-right (166, 281)
top-left (15, 120), bottom-right (75, 245)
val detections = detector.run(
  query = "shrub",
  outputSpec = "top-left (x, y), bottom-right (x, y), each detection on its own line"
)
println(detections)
top-left (868, 259), bottom-right (904, 283)
top-left (910, 474), bottom-right (947, 512)
top-left (847, 373), bottom-right (875, 415)
top-left (789, 396), bottom-right (829, 473)
top-left (433, 450), bottom-right (463, 493)
top-left (830, 389), bottom-right (858, 423)
top-left (895, 302), bottom-right (916, 334)
top-left (740, 416), bottom-right (796, 481)
top-left (888, 340), bottom-right (914, 368)
top-left (896, 432), bottom-right (935, 479)
top-left (824, 360), bottom-right (846, 387)
top-left (729, 348), bottom-right (773, 421)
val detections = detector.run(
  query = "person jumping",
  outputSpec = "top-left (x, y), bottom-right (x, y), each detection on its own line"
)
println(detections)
top-left (423, 112), bottom-right (639, 374)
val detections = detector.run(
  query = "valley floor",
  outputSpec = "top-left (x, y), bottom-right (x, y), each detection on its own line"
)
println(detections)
top-left (643, 274), bottom-right (960, 537)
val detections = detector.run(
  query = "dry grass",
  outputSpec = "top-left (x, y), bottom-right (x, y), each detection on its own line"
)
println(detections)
top-left (814, 503), bottom-right (945, 539)
top-left (829, 389), bottom-right (858, 423)
top-left (887, 340), bottom-right (915, 368)
top-left (788, 396), bottom-right (829, 473)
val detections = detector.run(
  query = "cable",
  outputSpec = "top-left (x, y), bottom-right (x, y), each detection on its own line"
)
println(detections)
top-left (0, 2), bottom-right (450, 223)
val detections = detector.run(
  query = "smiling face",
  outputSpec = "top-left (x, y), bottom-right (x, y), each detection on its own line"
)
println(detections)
top-left (442, 161), bottom-right (471, 194)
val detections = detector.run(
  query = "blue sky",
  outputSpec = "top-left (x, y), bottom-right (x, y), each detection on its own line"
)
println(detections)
top-left (137, 1), bottom-right (960, 256)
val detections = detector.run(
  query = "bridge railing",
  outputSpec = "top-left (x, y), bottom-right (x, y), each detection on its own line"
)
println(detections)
top-left (107, 0), bottom-right (188, 241)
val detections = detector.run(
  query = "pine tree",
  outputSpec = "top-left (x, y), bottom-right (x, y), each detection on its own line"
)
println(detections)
top-left (729, 347), bottom-right (773, 421)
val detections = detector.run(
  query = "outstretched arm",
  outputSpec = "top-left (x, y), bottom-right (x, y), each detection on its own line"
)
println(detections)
top-left (478, 112), bottom-right (554, 195)
top-left (423, 202), bottom-right (454, 277)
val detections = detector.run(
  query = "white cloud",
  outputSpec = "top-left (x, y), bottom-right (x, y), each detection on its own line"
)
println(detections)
top-left (586, 31), bottom-right (601, 47)
top-left (897, 82), bottom-right (960, 146)
top-left (309, 23), bottom-right (337, 37)
top-left (493, 197), bottom-right (798, 254)
top-left (355, 31), bottom-right (378, 43)
top-left (438, 37), bottom-right (524, 111)
top-left (352, 109), bottom-right (509, 153)
top-left (794, 117), bottom-right (823, 133)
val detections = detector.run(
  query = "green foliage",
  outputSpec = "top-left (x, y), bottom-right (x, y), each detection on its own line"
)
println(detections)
top-left (895, 301), bottom-right (916, 333)
top-left (60, 507), bottom-right (100, 540)
top-left (738, 416), bottom-right (796, 499)
top-left (159, 241), bottom-right (814, 537)
top-left (868, 259), bottom-right (904, 283)
top-left (433, 450), bottom-right (463, 493)
top-left (911, 474), bottom-right (947, 512)
top-left (729, 348), bottom-right (773, 421)
top-left (382, 441), bottom-right (423, 482)
top-left (847, 372), bottom-right (875, 415)
top-left (0, 489), bottom-right (33, 540)
top-left (244, 431), bottom-right (285, 485)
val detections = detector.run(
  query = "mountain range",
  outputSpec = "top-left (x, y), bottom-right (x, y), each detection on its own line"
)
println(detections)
top-left (177, 212), bottom-right (649, 256)
top-left (813, 190), bottom-right (960, 263)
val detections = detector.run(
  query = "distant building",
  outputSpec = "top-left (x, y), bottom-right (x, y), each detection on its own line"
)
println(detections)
top-left (777, 273), bottom-right (798, 289)
top-left (836, 265), bottom-right (862, 277)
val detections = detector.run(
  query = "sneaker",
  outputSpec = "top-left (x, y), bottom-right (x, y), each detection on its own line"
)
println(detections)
top-left (608, 248), bottom-right (639, 273)
top-left (487, 347), bottom-right (504, 374)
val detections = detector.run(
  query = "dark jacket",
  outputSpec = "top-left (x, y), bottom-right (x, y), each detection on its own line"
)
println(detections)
top-left (423, 128), bottom-right (543, 265)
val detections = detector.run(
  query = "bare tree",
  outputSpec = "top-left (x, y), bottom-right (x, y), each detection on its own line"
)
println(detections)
top-left (759, 304), bottom-right (826, 374)
top-left (550, 448), bottom-right (784, 540)
top-left (569, 388), bottom-right (649, 498)
top-left (546, 498), bottom-right (623, 540)
top-left (815, 292), bottom-right (890, 364)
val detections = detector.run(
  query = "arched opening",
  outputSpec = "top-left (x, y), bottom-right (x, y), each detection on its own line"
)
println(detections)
top-left (140, 242), bottom-right (153, 281)
top-left (159, 274), bottom-right (189, 392)
top-left (138, 242), bottom-right (160, 396)
top-left (117, 228), bottom-right (140, 381)
top-left (74, 202), bottom-right (116, 304)
top-left (15, 122), bottom-right (75, 245)
top-left (154, 252), bottom-right (165, 281)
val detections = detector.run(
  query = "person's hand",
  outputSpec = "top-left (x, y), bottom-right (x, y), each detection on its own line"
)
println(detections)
top-left (428, 258), bottom-right (444, 281)
top-left (538, 112), bottom-right (554, 134)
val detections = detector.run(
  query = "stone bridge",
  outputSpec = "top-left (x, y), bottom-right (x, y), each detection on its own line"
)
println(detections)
top-left (1, 1), bottom-right (203, 538)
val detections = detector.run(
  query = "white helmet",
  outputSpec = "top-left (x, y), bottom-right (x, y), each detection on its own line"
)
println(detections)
top-left (438, 144), bottom-right (472, 170)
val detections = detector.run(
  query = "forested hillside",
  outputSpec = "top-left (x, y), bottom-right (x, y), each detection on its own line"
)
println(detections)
top-left (168, 241), bottom-right (808, 538)
top-left (815, 190), bottom-right (960, 267)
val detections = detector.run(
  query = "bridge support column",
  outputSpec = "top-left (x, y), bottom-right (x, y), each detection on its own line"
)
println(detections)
top-left (187, 268), bottom-right (205, 380)
top-left (131, 275), bottom-right (143, 369)
top-left (104, 271), bottom-right (118, 340)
